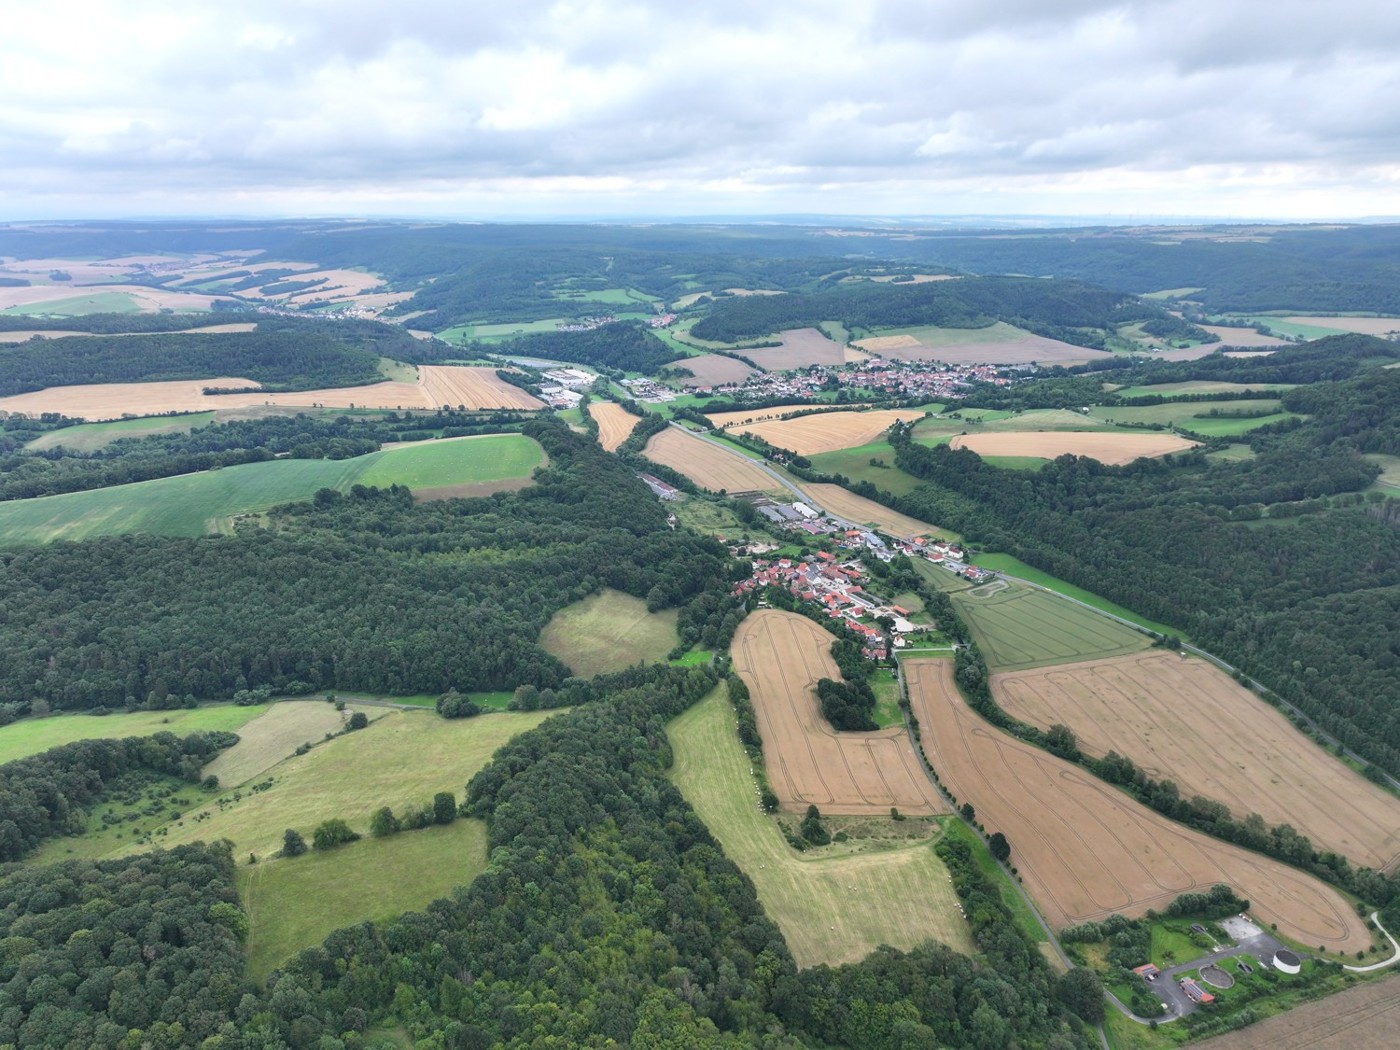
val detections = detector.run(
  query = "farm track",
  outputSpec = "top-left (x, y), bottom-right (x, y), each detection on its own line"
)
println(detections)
top-left (904, 658), bottom-right (1371, 953)
top-left (732, 611), bottom-right (945, 816)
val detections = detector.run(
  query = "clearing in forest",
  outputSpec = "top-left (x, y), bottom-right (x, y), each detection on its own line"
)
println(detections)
top-left (855, 322), bottom-right (1112, 365)
top-left (589, 400), bottom-right (642, 451)
top-left (201, 701), bottom-right (379, 789)
top-left (745, 328), bottom-right (847, 370)
top-left (732, 610), bottom-right (946, 816)
top-left (995, 651), bottom-right (1400, 872)
top-left (727, 408), bottom-right (928, 456)
top-left (643, 427), bottom-right (783, 494)
top-left (948, 430), bottom-right (1197, 465)
top-left (903, 659), bottom-right (1372, 953)
top-left (952, 584), bottom-right (1151, 671)
top-left (0, 704), bottom-right (269, 765)
top-left (664, 353), bottom-right (757, 387)
top-left (539, 589), bottom-right (680, 678)
top-left (668, 687), bottom-right (972, 967)
top-left (26, 412), bottom-right (217, 452)
top-left (802, 482), bottom-right (959, 541)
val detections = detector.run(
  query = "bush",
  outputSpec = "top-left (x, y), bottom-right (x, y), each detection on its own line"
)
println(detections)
top-left (347, 711), bottom-right (368, 730)
top-left (311, 818), bottom-right (360, 851)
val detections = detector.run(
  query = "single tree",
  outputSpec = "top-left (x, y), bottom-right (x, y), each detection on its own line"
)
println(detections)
top-left (432, 791), bottom-right (457, 825)
top-left (988, 831), bottom-right (1011, 863)
top-left (281, 828), bottom-right (307, 857)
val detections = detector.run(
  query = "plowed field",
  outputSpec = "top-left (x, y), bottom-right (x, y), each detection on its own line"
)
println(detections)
top-left (949, 430), bottom-right (1196, 465)
top-left (589, 400), bottom-right (642, 451)
top-left (729, 409), bottom-right (927, 455)
top-left (665, 354), bottom-right (756, 387)
top-left (856, 326), bottom-right (1110, 365)
top-left (904, 658), bottom-right (1370, 952)
top-left (995, 651), bottom-right (1400, 871)
top-left (1193, 972), bottom-right (1400, 1049)
top-left (733, 611), bottom-right (946, 816)
top-left (643, 428), bottom-right (782, 494)
top-left (745, 328), bottom-right (847, 370)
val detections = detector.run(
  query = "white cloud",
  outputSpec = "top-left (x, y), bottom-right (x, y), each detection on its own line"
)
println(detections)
top-left (2, 0), bottom-right (1399, 218)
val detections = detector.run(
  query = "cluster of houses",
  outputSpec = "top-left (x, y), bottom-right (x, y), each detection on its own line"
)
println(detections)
top-left (889, 536), bottom-right (996, 583)
top-left (648, 313), bottom-right (677, 328)
top-left (732, 553), bottom-right (923, 659)
top-left (558, 315), bottom-right (617, 332)
top-left (680, 357), bottom-right (1009, 403)
top-left (619, 377), bottom-right (678, 403)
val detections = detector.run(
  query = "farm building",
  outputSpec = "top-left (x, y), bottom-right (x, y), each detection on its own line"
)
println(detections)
top-left (1179, 978), bottom-right (1215, 1005)
top-left (1133, 963), bottom-right (1160, 981)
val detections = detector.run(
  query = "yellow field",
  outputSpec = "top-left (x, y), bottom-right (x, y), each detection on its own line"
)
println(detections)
top-left (949, 430), bottom-right (1197, 465)
top-left (0, 365), bottom-right (543, 420)
top-left (803, 483), bottom-right (956, 539)
top-left (905, 658), bottom-right (1371, 953)
top-left (589, 400), bottom-right (642, 451)
top-left (644, 428), bottom-right (783, 494)
top-left (704, 404), bottom-right (859, 428)
top-left (728, 409), bottom-right (927, 455)
top-left (995, 651), bottom-right (1400, 871)
top-left (669, 687), bottom-right (972, 966)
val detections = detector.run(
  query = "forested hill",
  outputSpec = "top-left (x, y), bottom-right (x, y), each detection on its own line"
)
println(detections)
top-left (689, 274), bottom-right (1163, 346)
top-left (882, 366), bottom-right (1400, 776)
top-left (0, 316), bottom-right (428, 395)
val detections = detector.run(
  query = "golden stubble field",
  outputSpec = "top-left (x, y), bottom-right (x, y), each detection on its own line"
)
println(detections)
top-left (643, 428), bottom-right (782, 494)
top-left (856, 331), bottom-right (1111, 365)
top-left (0, 365), bottom-right (543, 420)
top-left (733, 611), bottom-right (946, 816)
top-left (904, 658), bottom-right (1372, 952)
top-left (995, 651), bottom-right (1400, 872)
top-left (949, 430), bottom-right (1197, 465)
top-left (728, 408), bottom-right (927, 455)
top-left (802, 482), bottom-right (952, 539)
top-left (588, 400), bottom-right (642, 451)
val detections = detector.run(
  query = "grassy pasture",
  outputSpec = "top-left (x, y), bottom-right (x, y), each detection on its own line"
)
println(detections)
top-left (0, 433), bottom-right (544, 543)
top-left (1089, 399), bottom-right (1296, 437)
top-left (31, 775), bottom-right (221, 865)
top-left (113, 709), bottom-right (553, 863)
top-left (436, 318), bottom-right (564, 341)
top-left (201, 701), bottom-right (377, 788)
top-left (0, 291), bottom-right (145, 316)
top-left (539, 588), bottom-right (679, 678)
top-left (239, 820), bottom-right (488, 981)
top-left (0, 704), bottom-right (269, 765)
top-left (808, 439), bottom-right (926, 497)
top-left (1112, 381), bottom-right (1296, 398)
top-left (27, 412), bottom-right (217, 452)
top-left (952, 583), bottom-right (1152, 672)
top-left (668, 687), bottom-right (973, 966)
top-left (1365, 453), bottom-right (1400, 495)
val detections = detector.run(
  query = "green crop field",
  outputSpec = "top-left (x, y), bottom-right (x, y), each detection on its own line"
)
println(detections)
top-left (970, 554), bottom-right (1183, 638)
top-left (540, 588), bottom-right (679, 678)
top-left (668, 688), bottom-right (972, 967)
top-left (0, 704), bottom-right (269, 765)
top-left (238, 819), bottom-right (489, 980)
top-left (27, 412), bottom-right (217, 452)
top-left (808, 439), bottom-right (926, 496)
top-left (1, 291), bottom-right (147, 316)
top-left (870, 320), bottom-right (1029, 347)
top-left (952, 582), bottom-right (1152, 672)
top-left (0, 434), bottom-right (545, 543)
top-left (87, 708), bottom-right (554, 864)
top-left (436, 318), bottom-right (565, 341)
top-left (1112, 381), bottom-right (1296, 398)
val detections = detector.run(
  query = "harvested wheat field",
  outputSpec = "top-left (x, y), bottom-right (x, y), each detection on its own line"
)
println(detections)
top-left (644, 428), bottom-right (782, 494)
top-left (734, 611), bottom-right (946, 816)
top-left (803, 483), bottom-right (955, 540)
top-left (904, 658), bottom-right (1371, 952)
top-left (950, 430), bottom-right (1197, 465)
top-left (705, 404), bottom-right (856, 428)
top-left (729, 409), bottom-right (927, 456)
top-left (995, 651), bottom-right (1400, 871)
top-left (1194, 972), bottom-right (1400, 1050)
top-left (0, 365), bottom-right (542, 420)
top-left (1286, 315), bottom-right (1400, 336)
top-left (666, 354), bottom-right (757, 387)
top-left (856, 328), bottom-right (1111, 366)
top-left (746, 328), bottom-right (847, 370)
top-left (589, 400), bottom-right (642, 451)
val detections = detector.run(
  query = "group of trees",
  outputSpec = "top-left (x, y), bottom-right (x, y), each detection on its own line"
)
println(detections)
top-left (480, 322), bottom-right (677, 373)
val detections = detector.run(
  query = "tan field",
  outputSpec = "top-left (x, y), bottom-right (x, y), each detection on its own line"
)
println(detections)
top-left (202, 701), bottom-right (380, 788)
top-left (728, 408), bottom-right (927, 455)
top-left (0, 322), bottom-right (257, 343)
top-left (0, 365), bottom-right (542, 420)
top-left (746, 328), bottom-right (847, 370)
top-left (705, 404), bottom-right (855, 428)
top-left (949, 430), bottom-right (1197, 465)
top-left (1285, 316), bottom-right (1400, 337)
top-left (856, 331), bottom-right (1111, 365)
top-left (1198, 325), bottom-right (1290, 346)
top-left (734, 611), bottom-right (947, 816)
top-left (803, 483), bottom-right (954, 540)
top-left (644, 428), bottom-right (782, 494)
top-left (1194, 972), bottom-right (1400, 1050)
top-left (666, 354), bottom-right (756, 387)
top-left (904, 658), bottom-right (1372, 953)
top-left (589, 400), bottom-right (642, 451)
top-left (995, 651), bottom-right (1400, 872)
top-left (0, 283), bottom-right (232, 312)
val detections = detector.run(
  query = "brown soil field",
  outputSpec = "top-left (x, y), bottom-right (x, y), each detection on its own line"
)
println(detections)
top-left (589, 400), bottom-right (642, 451)
top-left (644, 428), bottom-right (781, 494)
top-left (803, 483), bottom-right (953, 539)
top-left (0, 366), bottom-right (542, 420)
top-left (994, 651), bottom-right (1400, 871)
top-left (729, 409), bottom-right (927, 455)
top-left (856, 332), bottom-right (1111, 365)
top-left (949, 430), bottom-right (1197, 465)
top-left (734, 611), bottom-right (947, 816)
top-left (904, 658), bottom-right (1371, 952)
top-left (1285, 316), bottom-right (1400, 337)
top-left (1198, 324), bottom-right (1290, 346)
top-left (1194, 972), bottom-right (1400, 1050)
top-left (666, 354), bottom-right (756, 387)
top-left (746, 328), bottom-right (847, 370)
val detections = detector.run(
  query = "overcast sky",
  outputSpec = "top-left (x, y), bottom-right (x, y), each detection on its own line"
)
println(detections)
top-left (4, 0), bottom-right (1399, 221)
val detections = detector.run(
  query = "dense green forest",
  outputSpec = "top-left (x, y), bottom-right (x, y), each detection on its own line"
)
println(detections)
top-left (476, 321), bottom-right (677, 373)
